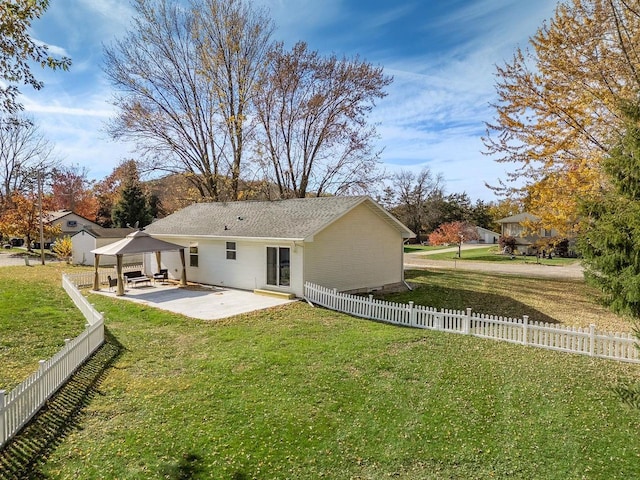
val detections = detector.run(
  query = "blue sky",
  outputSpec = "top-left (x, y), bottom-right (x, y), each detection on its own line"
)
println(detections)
top-left (22, 0), bottom-right (559, 201)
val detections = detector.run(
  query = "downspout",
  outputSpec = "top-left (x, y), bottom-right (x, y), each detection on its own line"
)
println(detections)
top-left (402, 238), bottom-right (413, 291)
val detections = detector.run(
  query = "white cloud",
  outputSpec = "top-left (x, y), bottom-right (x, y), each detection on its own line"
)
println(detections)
top-left (33, 38), bottom-right (70, 58)
top-left (25, 104), bottom-right (113, 118)
top-left (257, 0), bottom-right (343, 44)
top-left (76, 0), bottom-right (135, 35)
top-left (361, 4), bottom-right (418, 31)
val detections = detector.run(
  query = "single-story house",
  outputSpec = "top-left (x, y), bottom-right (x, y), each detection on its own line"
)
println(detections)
top-left (496, 212), bottom-right (558, 254)
top-left (71, 226), bottom-right (139, 266)
top-left (26, 210), bottom-right (101, 249)
top-left (46, 210), bottom-right (101, 237)
top-left (143, 196), bottom-right (415, 297)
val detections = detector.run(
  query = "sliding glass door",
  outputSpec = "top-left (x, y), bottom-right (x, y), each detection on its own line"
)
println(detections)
top-left (266, 247), bottom-right (290, 287)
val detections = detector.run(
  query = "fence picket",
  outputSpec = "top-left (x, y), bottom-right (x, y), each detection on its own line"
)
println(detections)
top-left (304, 282), bottom-right (639, 364)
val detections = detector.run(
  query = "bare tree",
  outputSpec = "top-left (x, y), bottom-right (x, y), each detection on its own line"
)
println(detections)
top-left (194, 0), bottom-right (274, 200)
top-left (254, 42), bottom-right (392, 198)
top-left (0, 117), bottom-right (57, 211)
top-left (388, 168), bottom-right (444, 243)
top-left (104, 0), bottom-right (273, 201)
top-left (104, 0), bottom-right (222, 200)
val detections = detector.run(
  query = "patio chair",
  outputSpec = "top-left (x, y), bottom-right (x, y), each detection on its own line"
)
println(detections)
top-left (153, 268), bottom-right (168, 283)
top-left (107, 275), bottom-right (118, 292)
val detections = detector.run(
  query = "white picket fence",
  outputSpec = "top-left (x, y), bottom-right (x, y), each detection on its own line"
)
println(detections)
top-left (0, 274), bottom-right (105, 448)
top-left (67, 263), bottom-right (145, 288)
top-left (304, 282), bottom-right (640, 364)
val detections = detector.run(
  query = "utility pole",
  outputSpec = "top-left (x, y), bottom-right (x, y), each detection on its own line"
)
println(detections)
top-left (38, 170), bottom-right (45, 265)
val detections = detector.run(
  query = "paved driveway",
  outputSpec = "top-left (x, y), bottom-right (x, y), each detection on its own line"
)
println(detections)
top-left (94, 283), bottom-right (296, 320)
top-left (0, 254), bottom-right (31, 266)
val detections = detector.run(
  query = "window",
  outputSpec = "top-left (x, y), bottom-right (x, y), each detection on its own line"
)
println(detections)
top-left (226, 241), bottom-right (236, 260)
top-left (66, 220), bottom-right (77, 227)
top-left (543, 229), bottom-right (552, 237)
top-left (267, 247), bottom-right (290, 287)
top-left (189, 244), bottom-right (198, 267)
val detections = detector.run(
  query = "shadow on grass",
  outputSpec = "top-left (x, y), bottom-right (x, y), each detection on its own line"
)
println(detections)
top-left (160, 452), bottom-right (207, 480)
top-left (0, 329), bottom-right (124, 480)
top-left (388, 270), bottom-right (561, 324)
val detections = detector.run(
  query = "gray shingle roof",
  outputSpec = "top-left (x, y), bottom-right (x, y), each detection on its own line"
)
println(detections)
top-left (45, 210), bottom-right (97, 225)
top-left (496, 212), bottom-right (540, 224)
top-left (145, 196), bottom-right (412, 239)
top-left (72, 226), bottom-right (136, 239)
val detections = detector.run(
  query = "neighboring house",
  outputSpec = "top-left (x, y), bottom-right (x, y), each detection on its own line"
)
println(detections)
top-left (496, 213), bottom-right (558, 254)
top-left (474, 226), bottom-right (500, 244)
top-left (143, 196), bottom-right (415, 297)
top-left (46, 210), bottom-right (101, 237)
top-left (71, 226), bottom-right (138, 266)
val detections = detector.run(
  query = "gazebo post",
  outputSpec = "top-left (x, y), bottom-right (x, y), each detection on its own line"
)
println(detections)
top-left (116, 254), bottom-right (125, 296)
top-left (155, 251), bottom-right (162, 273)
top-left (93, 254), bottom-right (101, 291)
top-left (179, 248), bottom-right (187, 286)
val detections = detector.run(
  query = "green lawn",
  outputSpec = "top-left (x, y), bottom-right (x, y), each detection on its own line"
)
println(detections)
top-left (392, 269), bottom-right (633, 332)
top-left (0, 263), bottom-right (87, 390)
top-left (424, 245), bottom-right (578, 266)
top-left (1, 266), bottom-right (640, 479)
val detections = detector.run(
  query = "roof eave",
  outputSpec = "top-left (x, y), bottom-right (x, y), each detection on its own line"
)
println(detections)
top-left (148, 233), bottom-right (306, 243)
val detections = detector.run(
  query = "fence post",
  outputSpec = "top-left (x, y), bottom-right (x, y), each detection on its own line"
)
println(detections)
top-left (408, 301), bottom-right (415, 326)
top-left (368, 294), bottom-right (373, 319)
top-left (0, 390), bottom-right (5, 446)
top-left (589, 324), bottom-right (596, 357)
top-left (65, 338), bottom-right (71, 371)
top-left (465, 308), bottom-right (472, 334)
top-left (522, 315), bottom-right (529, 346)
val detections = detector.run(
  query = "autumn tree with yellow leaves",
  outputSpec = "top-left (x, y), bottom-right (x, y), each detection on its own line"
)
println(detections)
top-left (484, 0), bottom-right (640, 235)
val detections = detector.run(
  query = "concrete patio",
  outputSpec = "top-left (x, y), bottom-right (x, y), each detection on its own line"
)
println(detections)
top-left (94, 282), bottom-right (297, 320)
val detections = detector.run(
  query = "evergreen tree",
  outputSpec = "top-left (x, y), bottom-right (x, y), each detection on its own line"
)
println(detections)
top-left (470, 199), bottom-right (495, 231)
top-left (147, 193), bottom-right (164, 219)
top-left (112, 176), bottom-right (153, 228)
top-left (578, 101), bottom-right (640, 317)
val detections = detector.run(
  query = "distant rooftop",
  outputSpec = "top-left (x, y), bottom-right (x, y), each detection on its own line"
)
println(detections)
top-left (496, 213), bottom-right (540, 224)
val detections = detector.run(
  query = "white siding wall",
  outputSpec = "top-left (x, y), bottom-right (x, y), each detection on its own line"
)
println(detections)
top-left (475, 227), bottom-right (499, 244)
top-left (144, 249), bottom-right (184, 282)
top-left (71, 232), bottom-right (96, 265)
top-left (52, 213), bottom-right (99, 236)
top-left (144, 238), bottom-right (305, 296)
top-left (303, 203), bottom-right (403, 292)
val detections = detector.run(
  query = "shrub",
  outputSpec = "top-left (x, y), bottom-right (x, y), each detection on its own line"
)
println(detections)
top-left (52, 235), bottom-right (73, 262)
top-left (499, 235), bottom-right (516, 254)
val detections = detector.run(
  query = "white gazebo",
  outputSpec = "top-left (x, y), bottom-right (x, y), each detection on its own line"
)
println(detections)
top-left (91, 230), bottom-right (187, 296)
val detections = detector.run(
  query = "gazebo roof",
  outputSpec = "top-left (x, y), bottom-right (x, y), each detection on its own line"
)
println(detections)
top-left (91, 230), bottom-right (184, 256)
